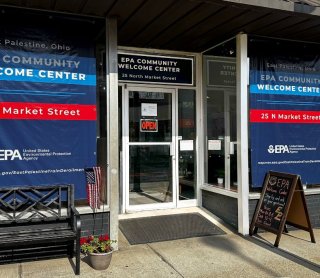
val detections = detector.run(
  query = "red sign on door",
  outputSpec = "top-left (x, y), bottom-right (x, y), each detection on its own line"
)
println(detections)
top-left (140, 119), bottom-right (158, 132)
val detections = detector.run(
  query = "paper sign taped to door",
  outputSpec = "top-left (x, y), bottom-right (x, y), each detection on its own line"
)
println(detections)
top-left (180, 140), bottom-right (194, 151)
top-left (208, 140), bottom-right (221, 150)
top-left (141, 103), bottom-right (157, 116)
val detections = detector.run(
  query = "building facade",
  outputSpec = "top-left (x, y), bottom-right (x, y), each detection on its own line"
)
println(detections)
top-left (0, 1), bottom-right (320, 248)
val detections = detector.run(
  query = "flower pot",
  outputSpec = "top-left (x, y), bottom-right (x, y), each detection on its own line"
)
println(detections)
top-left (88, 251), bottom-right (113, 270)
top-left (217, 178), bottom-right (224, 184)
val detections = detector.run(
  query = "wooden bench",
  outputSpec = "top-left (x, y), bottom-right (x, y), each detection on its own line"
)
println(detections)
top-left (0, 184), bottom-right (81, 275)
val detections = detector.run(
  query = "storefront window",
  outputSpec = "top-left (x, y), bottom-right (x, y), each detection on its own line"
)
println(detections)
top-left (178, 89), bottom-right (196, 200)
top-left (248, 36), bottom-right (320, 191)
top-left (0, 9), bottom-right (106, 206)
top-left (203, 38), bottom-right (238, 191)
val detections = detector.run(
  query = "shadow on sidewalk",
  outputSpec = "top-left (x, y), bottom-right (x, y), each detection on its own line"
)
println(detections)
top-left (199, 235), bottom-right (282, 277)
top-left (244, 233), bottom-right (320, 274)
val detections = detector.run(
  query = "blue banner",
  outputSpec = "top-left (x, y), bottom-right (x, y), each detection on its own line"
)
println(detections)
top-left (0, 23), bottom-right (97, 199)
top-left (250, 52), bottom-right (320, 187)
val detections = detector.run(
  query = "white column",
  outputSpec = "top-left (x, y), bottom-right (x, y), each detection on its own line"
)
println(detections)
top-left (236, 33), bottom-right (250, 235)
top-left (106, 17), bottom-right (119, 249)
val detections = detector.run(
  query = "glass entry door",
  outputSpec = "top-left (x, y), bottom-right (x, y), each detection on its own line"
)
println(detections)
top-left (123, 86), bottom-right (176, 211)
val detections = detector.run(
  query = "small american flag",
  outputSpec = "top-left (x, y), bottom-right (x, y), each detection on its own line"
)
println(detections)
top-left (85, 167), bottom-right (101, 209)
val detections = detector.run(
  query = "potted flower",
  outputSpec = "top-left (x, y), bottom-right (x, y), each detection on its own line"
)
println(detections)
top-left (80, 234), bottom-right (117, 270)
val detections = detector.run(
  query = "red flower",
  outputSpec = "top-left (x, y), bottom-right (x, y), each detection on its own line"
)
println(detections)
top-left (80, 234), bottom-right (116, 254)
top-left (80, 235), bottom-right (96, 245)
top-left (99, 234), bottom-right (110, 242)
top-left (80, 237), bottom-right (87, 245)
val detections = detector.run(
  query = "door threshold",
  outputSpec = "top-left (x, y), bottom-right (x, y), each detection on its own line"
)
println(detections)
top-left (119, 206), bottom-right (201, 220)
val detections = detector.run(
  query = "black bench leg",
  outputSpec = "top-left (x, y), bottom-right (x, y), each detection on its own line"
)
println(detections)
top-left (75, 251), bottom-right (80, 275)
top-left (75, 239), bottom-right (80, 275)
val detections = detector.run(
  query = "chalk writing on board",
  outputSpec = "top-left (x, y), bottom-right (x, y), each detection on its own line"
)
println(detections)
top-left (256, 175), bottom-right (292, 230)
top-left (250, 171), bottom-right (315, 247)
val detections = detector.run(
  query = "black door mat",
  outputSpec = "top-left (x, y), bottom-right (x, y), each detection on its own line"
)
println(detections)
top-left (119, 213), bottom-right (226, 245)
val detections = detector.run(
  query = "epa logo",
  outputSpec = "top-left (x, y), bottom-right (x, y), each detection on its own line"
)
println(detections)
top-left (0, 149), bottom-right (22, 160)
top-left (268, 145), bottom-right (289, 154)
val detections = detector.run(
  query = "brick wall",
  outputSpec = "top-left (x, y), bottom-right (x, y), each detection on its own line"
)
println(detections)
top-left (80, 212), bottom-right (110, 237)
top-left (202, 191), bottom-right (319, 230)
top-left (305, 194), bottom-right (320, 227)
top-left (249, 199), bottom-right (259, 224)
top-left (249, 193), bottom-right (320, 228)
top-left (202, 191), bottom-right (238, 229)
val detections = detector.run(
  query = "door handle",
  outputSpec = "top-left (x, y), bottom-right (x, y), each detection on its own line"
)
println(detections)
top-left (170, 143), bottom-right (174, 156)
top-left (230, 142), bottom-right (236, 155)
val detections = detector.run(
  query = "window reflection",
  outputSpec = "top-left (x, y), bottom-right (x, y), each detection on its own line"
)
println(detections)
top-left (178, 89), bottom-right (196, 200)
top-left (203, 40), bottom-right (238, 191)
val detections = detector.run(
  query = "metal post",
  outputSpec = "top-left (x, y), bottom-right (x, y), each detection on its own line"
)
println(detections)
top-left (236, 33), bottom-right (250, 235)
top-left (106, 17), bottom-right (119, 249)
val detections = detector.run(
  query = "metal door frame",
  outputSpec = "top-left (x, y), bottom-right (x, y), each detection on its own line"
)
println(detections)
top-left (122, 85), bottom-right (177, 212)
top-left (224, 90), bottom-right (236, 190)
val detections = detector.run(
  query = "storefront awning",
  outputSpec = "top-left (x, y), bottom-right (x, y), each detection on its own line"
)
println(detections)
top-left (1, 0), bottom-right (320, 51)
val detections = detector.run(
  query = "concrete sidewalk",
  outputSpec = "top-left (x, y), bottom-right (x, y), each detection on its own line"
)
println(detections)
top-left (0, 209), bottom-right (319, 278)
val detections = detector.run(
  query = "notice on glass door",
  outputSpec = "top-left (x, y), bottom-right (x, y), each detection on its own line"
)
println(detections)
top-left (208, 140), bottom-right (221, 150)
top-left (180, 140), bottom-right (194, 151)
top-left (141, 103), bottom-right (157, 116)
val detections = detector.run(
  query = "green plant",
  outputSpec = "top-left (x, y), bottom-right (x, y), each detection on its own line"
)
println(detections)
top-left (80, 234), bottom-right (116, 254)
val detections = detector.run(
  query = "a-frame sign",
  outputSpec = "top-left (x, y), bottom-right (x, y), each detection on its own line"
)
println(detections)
top-left (249, 171), bottom-right (316, 247)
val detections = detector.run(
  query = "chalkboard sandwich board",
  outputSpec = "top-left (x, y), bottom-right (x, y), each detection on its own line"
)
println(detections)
top-left (249, 171), bottom-right (315, 247)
